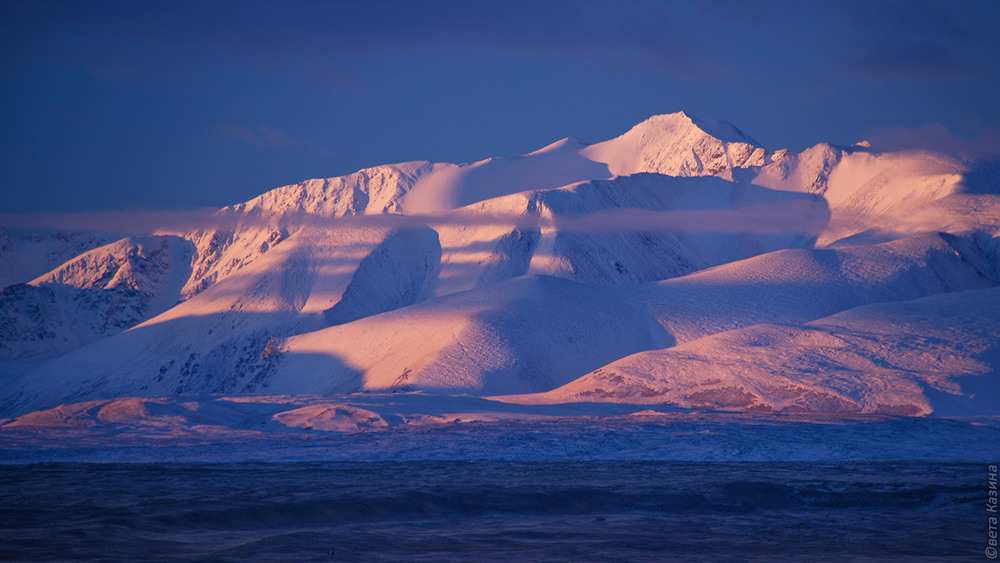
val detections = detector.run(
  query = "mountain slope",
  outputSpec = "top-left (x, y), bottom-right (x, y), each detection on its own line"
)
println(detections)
top-left (268, 275), bottom-right (671, 397)
top-left (628, 231), bottom-right (998, 345)
top-left (751, 145), bottom-right (1000, 246)
top-left (13, 229), bottom-right (985, 416)
top-left (0, 224), bottom-right (442, 416)
top-left (501, 287), bottom-right (1000, 416)
top-left (0, 235), bottom-right (192, 359)
top-left (432, 173), bottom-right (827, 295)
top-left (402, 138), bottom-right (611, 214)
top-left (230, 232), bottom-right (996, 403)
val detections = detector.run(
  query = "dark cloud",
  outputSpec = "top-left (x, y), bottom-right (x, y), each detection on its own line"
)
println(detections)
top-left (834, 0), bottom-right (999, 80)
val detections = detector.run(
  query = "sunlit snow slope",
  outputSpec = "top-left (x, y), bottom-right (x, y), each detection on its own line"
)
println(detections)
top-left (502, 287), bottom-right (1000, 416)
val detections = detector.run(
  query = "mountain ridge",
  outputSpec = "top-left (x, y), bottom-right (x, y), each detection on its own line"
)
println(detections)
top-left (2, 111), bottom-right (999, 418)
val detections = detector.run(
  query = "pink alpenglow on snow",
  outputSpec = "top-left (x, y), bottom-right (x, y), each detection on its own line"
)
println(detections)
top-left (2, 112), bottom-right (999, 430)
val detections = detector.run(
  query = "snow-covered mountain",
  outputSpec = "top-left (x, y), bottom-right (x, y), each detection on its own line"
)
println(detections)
top-left (2, 111), bottom-right (999, 420)
top-left (499, 286), bottom-right (1000, 416)
top-left (1, 235), bottom-right (191, 359)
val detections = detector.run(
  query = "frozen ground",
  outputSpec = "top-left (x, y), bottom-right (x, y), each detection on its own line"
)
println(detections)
top-left (1, 393), bottom-right (997, 464)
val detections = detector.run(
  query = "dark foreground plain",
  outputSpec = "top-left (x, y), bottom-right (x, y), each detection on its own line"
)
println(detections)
top-left (0, 460), bottom-right (986, 562)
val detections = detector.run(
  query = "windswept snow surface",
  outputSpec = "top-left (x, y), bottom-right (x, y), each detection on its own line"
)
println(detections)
top-left (501, 287), bottom-right (1000, 416)
top-left (754, 146), bottom-right (1000, 246)
top-left (270, 275), bottom-right (672, 397)
top-left (2, 111), bottom-right (1000, 435)
top-left (624, 231), bottom-right (997, 346)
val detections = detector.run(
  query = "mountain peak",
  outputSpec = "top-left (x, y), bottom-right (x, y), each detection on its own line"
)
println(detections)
top-left (581, 111), bottom-right (767, 180)
top-left (631, 112), bottom-right (762, 147)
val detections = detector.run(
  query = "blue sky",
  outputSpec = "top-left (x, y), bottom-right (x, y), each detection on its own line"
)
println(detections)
top-left (2, 0), bottom-right (999, 214)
